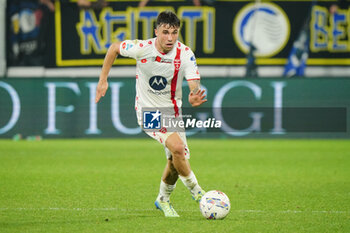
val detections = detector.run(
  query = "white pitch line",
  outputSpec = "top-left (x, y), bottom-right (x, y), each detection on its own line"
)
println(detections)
top-left (0, 208), bottom-right (349, 214)
top-left (237, 210), bottom-right (349, 214)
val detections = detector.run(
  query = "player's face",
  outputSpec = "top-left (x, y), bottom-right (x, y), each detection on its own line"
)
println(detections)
top-left (155, 24), bottom-right (179, 53)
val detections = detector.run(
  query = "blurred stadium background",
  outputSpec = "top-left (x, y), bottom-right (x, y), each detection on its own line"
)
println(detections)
top-left (0, 0), bottom-right (349, 139)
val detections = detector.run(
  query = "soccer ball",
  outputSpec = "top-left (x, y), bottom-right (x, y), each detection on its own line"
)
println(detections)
top-left (199, 190), bottom-right (230, 220)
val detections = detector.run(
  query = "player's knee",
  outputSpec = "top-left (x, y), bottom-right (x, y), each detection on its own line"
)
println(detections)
top-left (171, 143), bottom-right (185, 159)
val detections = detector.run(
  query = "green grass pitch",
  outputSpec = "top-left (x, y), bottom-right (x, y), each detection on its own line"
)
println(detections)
top-left (0, 139), bottom-right (349, 232)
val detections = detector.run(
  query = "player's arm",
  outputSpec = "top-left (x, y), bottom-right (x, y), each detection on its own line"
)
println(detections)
top-left (188, 79), bottom-right (207, 107)
top-left (95, 42), bottom-right (121, 103)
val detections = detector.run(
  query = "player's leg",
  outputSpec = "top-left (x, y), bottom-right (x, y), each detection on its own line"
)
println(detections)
top-left (157, 159), bottom-right (178, 202)
top-left (162, 159), bottom-right (179, 184)
top-left (155, 159), bottom-right (180, 217)
top-left (165, 132), bottom-right (205, 202)
top-left (165, 132), bottom-right (190, 176)
top-left (142, 130), bottom-right (180, 216)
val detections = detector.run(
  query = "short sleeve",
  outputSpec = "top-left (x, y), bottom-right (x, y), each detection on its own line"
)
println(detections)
top-left (119, 40), bottom-right (143, 59)
top-left (183, 50), bottom-right (201, 81)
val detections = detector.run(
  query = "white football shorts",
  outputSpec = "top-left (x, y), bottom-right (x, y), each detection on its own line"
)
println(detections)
top-left (145, 130), bottom-right (190, 160)
top-left (136, 109), bottom-right (190, 160)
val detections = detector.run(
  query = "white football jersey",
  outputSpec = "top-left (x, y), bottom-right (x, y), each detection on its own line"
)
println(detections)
top-left (119, 38), bottom-right (200, 118)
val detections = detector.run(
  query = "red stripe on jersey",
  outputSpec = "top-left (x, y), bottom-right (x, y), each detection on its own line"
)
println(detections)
top-left (187, 78), bottom-right (200, 81)
top-left (171, 48), bottom-right (181, 117)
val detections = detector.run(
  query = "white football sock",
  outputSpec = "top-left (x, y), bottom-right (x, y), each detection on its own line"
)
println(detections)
top-left (157, 180), bottom-right (176, 202)
top-left (179, 171), bottom-right (202, 195)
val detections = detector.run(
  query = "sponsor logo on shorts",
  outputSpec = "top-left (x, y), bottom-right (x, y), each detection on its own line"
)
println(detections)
top-left (126, 43), bottom-right (133, 50)
top-left (159, 127), bottom-right (167, 134)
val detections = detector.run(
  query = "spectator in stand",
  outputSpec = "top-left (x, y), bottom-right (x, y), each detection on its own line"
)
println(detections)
top-left (76, 0), bottom-right (108, 9)
top-left (329, 0), bottom-right (347, 14)
top-left (39, 0), bottom-right (54, 11)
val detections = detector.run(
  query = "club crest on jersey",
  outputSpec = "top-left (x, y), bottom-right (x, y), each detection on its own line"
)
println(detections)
top-left (174, 59), bottom-right (181, 70)
top-left (149, 76), bottom-right (167, 91)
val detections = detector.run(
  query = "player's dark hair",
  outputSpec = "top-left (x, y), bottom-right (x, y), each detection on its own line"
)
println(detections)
top-left (156, 11), bottom-right (180, 28)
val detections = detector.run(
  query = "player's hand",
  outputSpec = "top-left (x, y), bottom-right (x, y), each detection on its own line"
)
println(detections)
top-left (189, 89), bottom-right (207, 107)
top-left (95, 80), bottom-right (108, 103)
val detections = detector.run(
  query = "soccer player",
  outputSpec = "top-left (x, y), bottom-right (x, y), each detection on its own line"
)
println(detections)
top-left (95, 11), bottom-right (206, 217)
